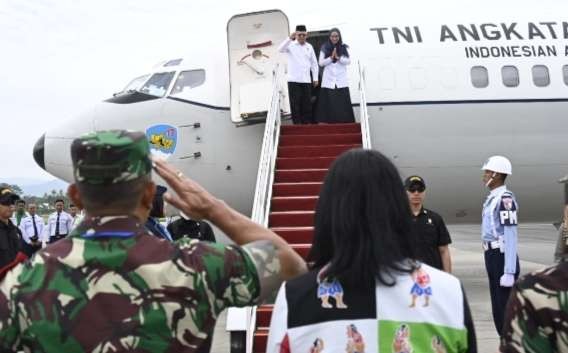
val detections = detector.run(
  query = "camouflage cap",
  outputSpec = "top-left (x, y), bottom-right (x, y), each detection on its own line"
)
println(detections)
top-left (71, 130), bottom-right (152, 185)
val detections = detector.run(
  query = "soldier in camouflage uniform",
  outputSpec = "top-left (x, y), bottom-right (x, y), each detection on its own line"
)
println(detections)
top-left (0, 130), bottom-right (306, 353)
top-left (501, 205), bottom-right (568, 353)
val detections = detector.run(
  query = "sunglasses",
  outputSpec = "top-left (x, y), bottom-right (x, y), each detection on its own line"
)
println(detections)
top-left (297, 33), bottom-right (307, 37)
top-left (407, 186), bottom-right (425, 193)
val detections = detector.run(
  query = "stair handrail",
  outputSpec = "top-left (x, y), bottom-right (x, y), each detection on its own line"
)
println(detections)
top-left (251, 63), bottom-right (283, 226)
top-left (358, 60), bottom-right (372, 149)
top-left (226, 64), bottom-right (283, 353)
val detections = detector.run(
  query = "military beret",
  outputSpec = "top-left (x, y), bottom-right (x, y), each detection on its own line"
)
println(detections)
top-left (71, 130), bottom-right (152, 185)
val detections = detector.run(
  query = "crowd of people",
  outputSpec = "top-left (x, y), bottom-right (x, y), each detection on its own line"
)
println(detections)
top-left (0, 197), bottom-right (82, 263)
top-left (0, 27), bottom-right (566, 353)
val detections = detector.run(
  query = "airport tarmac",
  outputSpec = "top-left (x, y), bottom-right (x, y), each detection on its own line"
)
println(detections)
top-left (211, 222), bottom-right (559, 352)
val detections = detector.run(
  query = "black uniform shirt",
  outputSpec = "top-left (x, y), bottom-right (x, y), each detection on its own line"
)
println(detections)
top-left (411, 208), bottom-right (452, 270)
top-left (0, 220), bottom-right (22, 268)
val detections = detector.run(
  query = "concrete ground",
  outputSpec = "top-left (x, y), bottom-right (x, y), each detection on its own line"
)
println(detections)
top-left (449, 223), bottom-right (557, 353)
top-left (211, 223), bottom-right (558, 352)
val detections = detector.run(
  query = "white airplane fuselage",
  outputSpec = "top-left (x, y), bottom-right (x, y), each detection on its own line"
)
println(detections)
top-left (36, 2), bottom-right (568, 224)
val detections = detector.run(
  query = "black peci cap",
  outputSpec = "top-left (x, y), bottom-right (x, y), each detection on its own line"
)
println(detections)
top-left (295, 25), bottom-right (307, 32)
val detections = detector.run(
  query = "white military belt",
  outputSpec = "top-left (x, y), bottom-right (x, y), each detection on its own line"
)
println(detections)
top-left (482, 240), bottom-right (500, 251)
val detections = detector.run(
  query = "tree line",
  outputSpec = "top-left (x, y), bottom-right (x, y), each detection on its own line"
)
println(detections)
top-left (8, 184), bottom-right (71, 216)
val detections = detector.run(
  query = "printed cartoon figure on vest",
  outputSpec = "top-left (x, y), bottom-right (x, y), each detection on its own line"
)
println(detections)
top-left (392, 324), bottom-right (412, 353)
top-left (409, 266), bottom-right (432, 307)
top-left (309, 338), bottom-right (324, 353)
top-left (431, 336), bottom-right (447, 353)
top-left (345, 324), bottom-right (365, 353)
top-left (317, 267), bottom-right (348, 309)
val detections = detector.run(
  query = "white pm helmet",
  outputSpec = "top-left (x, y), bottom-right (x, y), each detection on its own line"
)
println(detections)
top-left (481, 155), bottom-right (512, 175)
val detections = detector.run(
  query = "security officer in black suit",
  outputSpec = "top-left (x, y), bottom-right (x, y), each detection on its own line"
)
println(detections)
top-left (405, 176), bottom-right (453, 272)
top-left (0, 185), bottom-right (23, 268)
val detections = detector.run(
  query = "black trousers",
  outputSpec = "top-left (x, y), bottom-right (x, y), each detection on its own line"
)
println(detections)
top-left (288, 82), bottom-right (314, 124)
top-left (484, 248), bottom-right (520, 336)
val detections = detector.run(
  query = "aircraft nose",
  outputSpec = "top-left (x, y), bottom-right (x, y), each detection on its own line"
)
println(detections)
top-left (33, 134), bottom-right (45, 170)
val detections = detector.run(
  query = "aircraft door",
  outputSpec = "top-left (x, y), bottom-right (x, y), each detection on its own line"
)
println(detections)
top-left (227, 10), bottom-right (290, 123)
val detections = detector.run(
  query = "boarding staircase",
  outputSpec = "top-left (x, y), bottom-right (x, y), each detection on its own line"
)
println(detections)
top-left (228, 62), bottom-right (371, 353)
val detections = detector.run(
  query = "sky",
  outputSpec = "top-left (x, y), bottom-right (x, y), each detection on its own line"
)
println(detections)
top-left (0, 0), bottom-right (254, 180)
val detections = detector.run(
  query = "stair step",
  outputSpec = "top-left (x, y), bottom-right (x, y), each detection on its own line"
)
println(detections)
top-left (271, 227), bottom-right (314, 244)
top-left (280, 133), bottom-right (362, 147)
top-left (276, 157), bottom-right (335, 170)
top-left (254, 329), bottom-right (268, 353)
top-left (271, 196), bottom-right (318, 212)
top-left (272, 182), bottom-right (322, 197)
top-left (274, 169), bottom-right (328, 183)
top-left (292, 243), bottom-right (312, 260)
top-left (281, 123), bottom-right (360, 135)
top-left (269, 211), bottom-right (315, 227)
top-left (278, 144), bottom-right (360, 158)
top-left (256, 305), bottom-right (274, 329)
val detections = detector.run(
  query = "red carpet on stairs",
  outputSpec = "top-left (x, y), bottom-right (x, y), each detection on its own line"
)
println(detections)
top-left (253, 122), bottom-right (363, 353)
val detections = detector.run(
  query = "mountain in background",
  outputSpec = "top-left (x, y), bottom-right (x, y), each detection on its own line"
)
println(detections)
top-left (1, 178), bottom-right (69, 196)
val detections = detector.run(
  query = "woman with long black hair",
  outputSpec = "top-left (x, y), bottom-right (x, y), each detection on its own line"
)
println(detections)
top-left (266, 149), bottom-right (476, 353)
top-left (315, 28), bottom-right (356, 123)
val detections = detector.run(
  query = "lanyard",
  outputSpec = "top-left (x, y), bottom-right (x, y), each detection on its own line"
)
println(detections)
top-left (81, 231), bottom-right (136, 239)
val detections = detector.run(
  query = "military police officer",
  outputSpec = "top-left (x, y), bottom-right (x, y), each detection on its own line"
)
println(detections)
top-left (481, 155), bottom-right (520, 337)
top-left (0, 130), bottom-right (306, 352)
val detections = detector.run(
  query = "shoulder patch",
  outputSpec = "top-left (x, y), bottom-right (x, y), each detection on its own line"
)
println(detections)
top-left (499, 195), bottom-right (518, 226)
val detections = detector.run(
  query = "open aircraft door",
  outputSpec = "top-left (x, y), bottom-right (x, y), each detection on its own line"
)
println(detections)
top-left (227, 10), bottom-right (290, 124)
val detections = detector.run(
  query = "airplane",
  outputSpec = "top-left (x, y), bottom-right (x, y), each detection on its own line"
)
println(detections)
top-left (32, 0), bottom-right (568, 229)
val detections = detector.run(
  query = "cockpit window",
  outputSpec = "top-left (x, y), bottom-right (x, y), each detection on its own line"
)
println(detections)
top-left (140, 72), bottom-right (176, 97)
top-left (122, 74), bottom-right (150, 93)
top-left (164, 58), bottom-right (183, 67)
top-left (170, 70), bottom-right (206, 95)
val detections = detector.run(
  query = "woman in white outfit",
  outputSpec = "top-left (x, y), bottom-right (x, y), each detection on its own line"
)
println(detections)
top-left (315, 28), bottom-right (355, 123)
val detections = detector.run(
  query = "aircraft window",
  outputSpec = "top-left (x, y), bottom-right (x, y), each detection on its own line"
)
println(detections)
top-left (139, 72), bottom-right (175, 97)
top-left (378, 68), bottom-right (395, 90)
top-left (470, 66), bottom-right (489, 88)
top-left (501, 66), bottom-right (519, 87)
top-left (122, 74), bottom-right (150, 93)
top-left (409, 67), bottom-right (427, 89)
top-left (564, 65), bottom-right (568, 86)
top-left (170, 69), bottom-right (206, 95)
top-left (531, 65), bottom-right (550, 87)
top-left (164, 58), bottom-right (183, 67)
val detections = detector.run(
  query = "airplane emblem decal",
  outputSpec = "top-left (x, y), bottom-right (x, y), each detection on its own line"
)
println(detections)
top-left (145, 124), bottom-right (178, 160)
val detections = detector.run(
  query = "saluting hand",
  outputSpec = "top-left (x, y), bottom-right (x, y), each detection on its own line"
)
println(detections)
top-left (152, 158), bottom-right (218, 221)
top-left (290, 31), bottom-right (297, 40)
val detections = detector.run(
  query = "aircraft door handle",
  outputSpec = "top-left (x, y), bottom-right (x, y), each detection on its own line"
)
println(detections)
top-left (179, 122), bottom-right (201, 128)
top-left (180, 151), bottom-right (202, 160)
